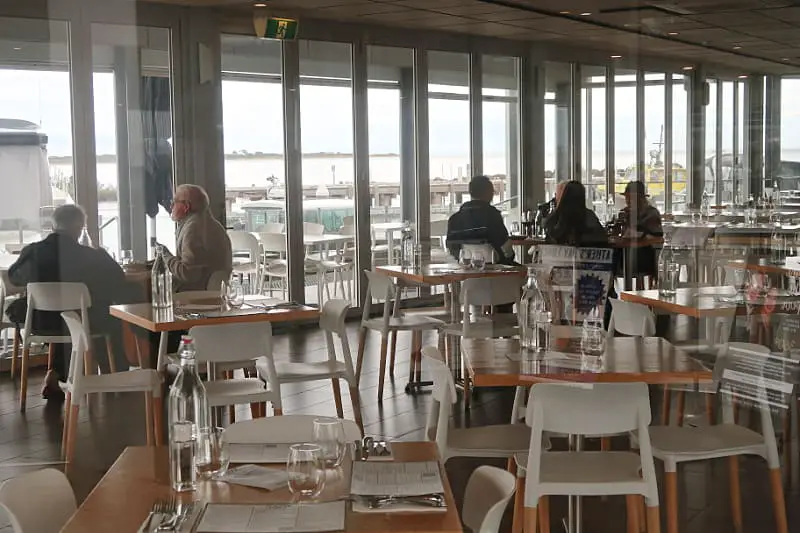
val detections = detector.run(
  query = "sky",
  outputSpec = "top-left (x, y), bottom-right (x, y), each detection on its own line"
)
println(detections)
top-left (1, 69), bottom-right (799, 163)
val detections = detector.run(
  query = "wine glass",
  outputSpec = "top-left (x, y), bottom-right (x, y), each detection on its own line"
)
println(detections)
top-left (287, 443), bottom-right (326, 499)
top-left (470, 251), bottom-right (486, 271)
top-left (119, 249), bottom-right (133, 267)
top-left (312, 417), bottom-right (346, 468)
top-left (222, 277), bottom-right (245, 309)
top-left (195, 427), bottom-right (230, 480)
top-left (458, 248), bottom-right (472, 269)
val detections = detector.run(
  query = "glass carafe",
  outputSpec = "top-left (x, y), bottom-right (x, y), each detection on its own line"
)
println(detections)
top-left (657, 233), bottom-right (678, 297)
top-left (151, 245), bottom-right (173, 309)
top-left (520, 266), bottom-right (551, 351)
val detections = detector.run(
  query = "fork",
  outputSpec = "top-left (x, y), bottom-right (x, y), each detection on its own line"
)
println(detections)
top-left (143, 500), bottom-right (167, 532)
top-left (154, 497), bottom-right (178, 531)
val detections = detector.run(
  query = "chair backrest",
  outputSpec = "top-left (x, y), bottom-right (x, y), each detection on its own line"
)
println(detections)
top-left (261, 223), bottom-right (284, 234)
top-left (462, 466), bottom-right (517, 533)
top-left (61, 311), bottom-right (90, 390)
top-left (227, 230), bottom-right (260, 262)
top-left (424, 348), bottom-right (458, 454)
top-left (607, 298), bottom-right (656, 337)
top-left (206, 270), bottom-right (231, 291)
top-left (174, 291), bottom-right (222, 305)
top-left (25, 282), bottom-right (91, 335)
top-left (258, 233), bottom-right (287, 254)
top-left (304, 222), bottom-right (325, 236)
top-left (462, 277), bottom-right (523, 308)
top-left (0, 270), bottom-right (23, 296)
top-left (430, 219), bottom-right (449, 238)
top-left (319, 298), bottom-right (350, 336)
top-left (361, 270), bottom-right (396, 324)
top-left (0, 468), bottom-right (76, 533)
top-left (225, 415), bottom-right (362, 444)
top-left (190, 322), bottom-right (272, 364)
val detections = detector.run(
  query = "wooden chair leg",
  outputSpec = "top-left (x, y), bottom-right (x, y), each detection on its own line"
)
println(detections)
top-left (105, 336), bottom-right (116, 374)
top-left (524, 506), bottom-right (538, 533)
top-left (729, 457), bottom-right (742, 533)
top-left (273, 406), bottom-right (283, 416)
top-left (646, 505), bottom-right (662, 533)
top-left (511, 477), bottom-right (525, 533)
top-left (19, 346), bottom-right (30, 412)
top-left (676, 391), bottom-right (686, 427)
top-left (47, 342), bottom-right (55, 371)
top-left (377, 335), bottom-right (389, 401)
top-left (349, 385), bottom-right (364, 434)
top-left (601, 437), bottom-right (611, 451)
top-left (413, 333), bottom-right (422, 384)
top-left (355, 327), bottom-right (368, 384)
top-left (705, 394), bottom-right (715, 425)
top-left (61, 392), bottom-right (72, 460)
top-left (153, 394), bottom-right (164, 446)
top-left (144, 392), bottom-right (154, 446)
top-left (10, 327), bottom-right (19, 379)
top-left (332, 379), bottom-right (344, 418)
top-left (769, 468), bottom-right (789, 533)
top-left (538, 496), bottom-right (551, 533)
top-left (64, 403), bottom-right (80, 472)
top-left (388, 331), bottom-right (398, 380)
top-left (665, 471), bottom-right (679, 533)
top-left (626, 495), bottom-right (640, 533)
top-left (661, 387), bottom-right (671, 425)
top-left (638, 497), bottom-right (647, 533)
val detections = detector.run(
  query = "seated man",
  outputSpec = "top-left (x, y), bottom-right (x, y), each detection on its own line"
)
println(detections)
top-left (8, 205), bottom-right (139, 399)
top-left (619, 181), bottom-right (663, 278)
top-left (160, 184), bottom-right (232, 291)
top-left (446, 175), bottom-right (515, 265)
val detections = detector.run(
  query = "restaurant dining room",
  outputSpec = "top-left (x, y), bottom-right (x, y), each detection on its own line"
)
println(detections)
top-left (0, 0), bottom-right (799, 532)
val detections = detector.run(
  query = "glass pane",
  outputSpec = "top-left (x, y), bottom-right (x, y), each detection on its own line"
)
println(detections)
top-left (614, 69), bottom-right (637, 190)
top-left (780, 78), bottom-right (800, 198)
top-left (0, 18), bottom-right (74, 251)
top-left (721, 81), bottom-right (735, 204)
top-left (644, 73), bottom-right (665, 212)
top-left (671, 75), bottom-right (689, 211)
top-left (482, 55), bottom-right (520, 227)
top-left (221, 35), bottom-right (285, 296)
top-left (429, 50), bottom-right (469, 221)
top-left (736, 81), bottom-right (748, 199)
top-left (299, 41), bottom-right (354, 306)
top-left (582, 66), bottom-right (606, 212)
top-left (91, 23), bottom-right (175, 260)
top-left (544, 61), bottom-right (572, 200)
top-left (704, 80), bottom-right (718, 197)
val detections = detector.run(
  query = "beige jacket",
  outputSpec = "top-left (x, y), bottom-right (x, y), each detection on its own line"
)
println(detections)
top-left (165, 211), bottom-right (232, 291)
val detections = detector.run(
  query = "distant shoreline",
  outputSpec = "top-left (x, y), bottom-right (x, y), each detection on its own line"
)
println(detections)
top-left (49, 152), bottom-right (399, 164)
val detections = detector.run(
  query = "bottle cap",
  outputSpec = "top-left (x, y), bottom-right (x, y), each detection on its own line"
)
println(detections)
top-left (180, 335), bottom-right (193, 344)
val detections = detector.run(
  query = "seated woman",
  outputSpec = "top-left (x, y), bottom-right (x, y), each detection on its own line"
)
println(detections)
top-left (543, 181), bottom-right (608, 246)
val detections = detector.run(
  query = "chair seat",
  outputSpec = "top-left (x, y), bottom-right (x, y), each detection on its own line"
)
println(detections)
top-left (269, 360), bottom-right (349, 382)
top-left (363, 315), bottom-right (445, 332)
top-left (64, 369), bottom-right (161, 397)
top-left (315, 260), bottom-right (351, 270)
top-left (440, 316), bottom-right (519, 338)
top-left (447, 423), bottom-right (531, 456)
top-left (648, 424), bottom-right (767, 460)
top-left (233, 263), bottom-right (259, 274)
top-left (205, 378), bottom-right (275, 407)
top-left (515, 451), bottom-right (645, 493)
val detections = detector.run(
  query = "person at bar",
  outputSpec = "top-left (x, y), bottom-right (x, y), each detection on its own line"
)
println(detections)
top-left (543, 181), bottom-right (608, 246)
top-left (618, 180), bottom-right (663, 279)
top-left (446, 175), bottom-right (515, 265)
top-left (156, 184), bottom-right (232, 291)
top-left (7, 205), bottom-right (139, 400)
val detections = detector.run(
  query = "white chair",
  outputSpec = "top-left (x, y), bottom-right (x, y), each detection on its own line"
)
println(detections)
top-left (226, 414), bottom-right (361, 444)
top-left (303, 222), bottom-right (325, 236)
top-left (0, 469), bottom-right (76, 533)
top-left (355, 271), bottom-right (444, 401)
top-left (257, 233), bottom-right (289, 299)
top-left (462, 465), bottom-right (517, 533)
top-left (260, 222), bottom-right (284, 234)
top-left (19, 282), bottom-right (108, 412)
top-left (228, 231), bottom-right (261, 290)
top-left (1, 270), bottom-right (23, 378)
top-left (648, 345), bottom-right (788, 533)
top-left (257, 299), bottom-right (363, 430)
top-left (189, 322), bottom-right (281, 418)
top-left (607, 298), bottom-right (656, 338)
top-left (517, 383), bottom-right (660, 533)
top-left (430, 219), bottom-right (450, 263)
top-left (60, 312), bottom-right (162, 466)
top-left (424, 346), bottom-right (530, 463)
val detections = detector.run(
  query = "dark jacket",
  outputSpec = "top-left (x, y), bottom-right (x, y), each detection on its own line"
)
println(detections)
top-left (8, 232), bottom-right (140, 332)
top-left (446, 200), bottom-right (514, 264)
top-left (544, 209), bottom-right (609, 247)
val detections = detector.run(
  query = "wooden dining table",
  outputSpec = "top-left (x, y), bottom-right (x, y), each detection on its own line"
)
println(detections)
top-left (60, 442), bottom-right (463, 533)
top-left (461, 336), bottom-right (711, 387)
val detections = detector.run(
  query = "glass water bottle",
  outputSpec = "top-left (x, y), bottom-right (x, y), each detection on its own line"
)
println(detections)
top-left (151, 245), bottom-right (173, 309)
top-left (400, 221), bottom-right (414, 268)
top-left (168, 336), bottom-right (210, 492)
top-left (657, 233), bottom-right (678, 297)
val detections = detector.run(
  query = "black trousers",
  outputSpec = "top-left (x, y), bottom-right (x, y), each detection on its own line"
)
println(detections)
top-left (48, 318), bottom-right (130, 380)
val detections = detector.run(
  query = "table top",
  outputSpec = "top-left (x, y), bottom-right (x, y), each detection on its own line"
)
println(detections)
top-left (61, 444), bottom-right (463, 533)
top-left (728, 258), bottom-right (800, 277)
top-left (110, 302), bottom-right (320, 332)
top-left (461, 336), bottom-right (710, 387)
top-left (376, 264), bottom-right (527, 285)
top-left (620, 286), bottom-right (739, 318)
top-left (508, 236), bottom-right (663, 248)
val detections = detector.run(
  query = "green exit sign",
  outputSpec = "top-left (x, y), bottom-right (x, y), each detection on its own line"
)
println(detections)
top-left (264, 17), bottom-right (299, 40)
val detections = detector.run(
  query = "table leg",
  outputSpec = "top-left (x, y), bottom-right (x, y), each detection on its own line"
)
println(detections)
top-left (156, 332), bottom-right (169, 372)
top-left (387, 231), bottom-right (394, 265)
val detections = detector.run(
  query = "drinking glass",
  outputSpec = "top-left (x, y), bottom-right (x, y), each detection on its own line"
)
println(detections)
top-left (458, 248), bottom-right (472, 269)
top-left (287, 443), bottom-right (326, 498)
top-left (221, 277), bottom-right (245, 309)
top-left (470, 251), bottom-right (486, 271)
top-left (195, 427), bottom-right (230, 480)
top-left (510, 221), bottom-right (520, 235)
top-left (312, 417), bottom-right (346, 468)
top-left (119, 249), bottom-right (133, 266)
top-left (690, 210), bottom-right (702, 225)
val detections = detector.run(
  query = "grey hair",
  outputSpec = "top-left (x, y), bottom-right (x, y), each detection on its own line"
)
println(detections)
top-left (52, 204), bottom-right (86, 231)
top-left (176, 184), bottom-right (210, 212)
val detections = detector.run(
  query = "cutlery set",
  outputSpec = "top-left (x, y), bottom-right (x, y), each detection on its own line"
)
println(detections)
top-left (143, 498), bottom-right (196, 532)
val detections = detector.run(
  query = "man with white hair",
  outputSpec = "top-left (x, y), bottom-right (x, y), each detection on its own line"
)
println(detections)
top-left (158, 184), bottom-right (232, 291)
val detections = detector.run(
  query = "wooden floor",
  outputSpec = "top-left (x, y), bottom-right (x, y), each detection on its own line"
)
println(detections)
top-left (0, 321), bottom-right (797, 532)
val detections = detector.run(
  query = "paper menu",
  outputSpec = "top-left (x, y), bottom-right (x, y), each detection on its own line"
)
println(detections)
top-left (196, 502), bottom-right (345, 533)
top-left (218, 465), bottom-right (289, 491)
top-left (350, 461), bottom-right (444, 497)
top-left (229, 444), bottom-right (291, 464)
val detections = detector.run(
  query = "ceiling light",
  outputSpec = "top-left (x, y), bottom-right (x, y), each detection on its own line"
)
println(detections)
top-left (253, 2), bottom-right (267, 6)
top-left (732, 45), bottom-right (741, 50)
top-left (12, 47), bottom-right (21, 51)
top-left (782, 58), bottom-right (790, 61)
top-left (559, 10), bottom-right (570, 14)
top-left (682, 66), bottom-right (694, 71)
top-left (738, 75), bottom-right (748, 79)
top-left (610, 55), bottom-right (622, 59)
top-left (668, 32), bottom-right (679, 36)
top-left (580, 12), bottom-right (592, 16)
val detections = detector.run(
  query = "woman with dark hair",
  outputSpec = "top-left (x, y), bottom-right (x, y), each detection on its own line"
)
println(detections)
top-left (544, 181), bottom-right (608, 246)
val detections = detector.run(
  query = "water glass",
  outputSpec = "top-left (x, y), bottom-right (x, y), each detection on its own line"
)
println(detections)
top-left (657, 263), bottom-right (679, 296)
top-left (312, 417), bottom-right (346, 468)
top-left (287, 443), bottom-right (326, 498)
top-left (581, 326), bottom-right (606, 357)
top-left (470, 251), bottom-right (486, 271)
top-left (690, 210), bottom-right (702, 225)
top-left (195, 427), bottom-right (230, 480)
top-left (510, 221), bottom-right (520, 235)
top-left (119, 249), bottom-right (133, 266)
top-left (458, 248), bottom-right (472, 269)
top-left (221, 278), bottom-right (244, 309)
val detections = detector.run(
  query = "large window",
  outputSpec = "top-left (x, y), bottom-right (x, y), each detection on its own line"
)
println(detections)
top-left (614, 69), bottom-right (638, 189)
top-left (736, 80), bottom-right (748, 200)
top-left (671, 74), bottom-right (689, 211)
top-left (644, 73), bottom-right (666, 212)
top-left (704, 79), bottom-right (718, 197)
top-left (428, 51), bottom-right (469, 221)
top-left (544, 61), bottom-right (572, 200)
top-left (721, 81), bottom-right (735, 204)
top-left (780, 77), bottom-right (800, 196)
top-left (482, 55), bottom-right (520, 225)
top-left (582, 66), bottom-right (606, 212)
top-left (0, 18), bottom-right (75, 253)
top-left (299, 41), bottom-right (354, 305)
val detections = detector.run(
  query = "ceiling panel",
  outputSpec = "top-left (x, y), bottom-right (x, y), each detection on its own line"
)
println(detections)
top-left (758, 7), bottom-right (800, 21)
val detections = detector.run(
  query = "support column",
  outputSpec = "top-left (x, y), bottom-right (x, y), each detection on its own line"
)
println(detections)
top-left (747, 75), bottom-right (765, 198)
top-left (469, 53), bottom-right (483, 177)
top-left (715, 80), bottom-right (723, 204)
top-left (636, 70), bottom-right (645, 182)
top-left (399, 68), bottom-right (416, 223)
top-left (352, 39), bottom-right (371, 305)
top-left (664, 75), bottom-right (673, 213)
top-left (732, 80), bottom-right (741, 203)
top-left (606, 65), bottom-right (615, 201)
top-left (520, 52), bottom-right (544, 209)
top-left (571, 63), bottom-right (582, 182)
top-left (414, 49), bottom-right (431, 255)
top-left (112, 46), bottom-right (134, 253)
top-left (688, 69), bottom-right (706, 208)
top-left (507, 87), bottom-right (520, 214)
top-left (765, 75), bottom-right (781, 192)
top-left (555, 81), bottom-right (571, 182)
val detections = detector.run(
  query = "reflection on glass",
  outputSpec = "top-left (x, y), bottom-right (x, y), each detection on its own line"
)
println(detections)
top-left (671, 74), bottom-right (689, 211)
top-left (582, 66), bottom-right (606, 213)
top-left (644, 73), bottom-right (665, 212)
top-left (614, 69), bottom-right (637, 188)
top-left (721, 81), bottom-right (735, 204)
top-left (780, 78), bottom-right (800, 201)
top-left (704, 80), bottom-right (718, 198)
top-left (544, 61), bottom-right (572, 200)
